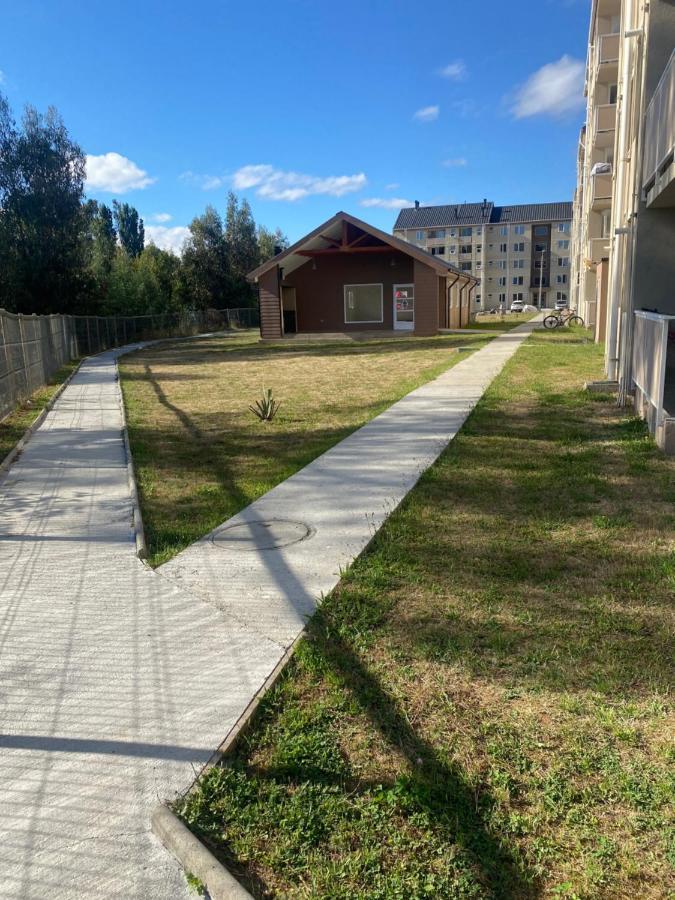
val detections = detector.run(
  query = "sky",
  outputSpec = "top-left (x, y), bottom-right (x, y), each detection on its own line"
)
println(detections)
top-left (0, 0), bottom-right (590, 252)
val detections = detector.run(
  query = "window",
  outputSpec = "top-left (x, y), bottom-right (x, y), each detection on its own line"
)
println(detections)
top-left (534, 242), bottom-right (548, 252)
top-left (496, 260), bottom-right (507, 269)
top-left (475, 294), bottom-right (481, 303)
top-left (556, 274), bottom-right (568, 284)
top-left (476, 244), bottom-right (482, 254)
top-left (557, 223), bottom-right (570, 233)
top-left (534, 225), bottom-right (548, 236)
top-left (512, 293), bottom-right (523, 302)
top-left (556, 291), bottom-right (568, 302)
top-left (513, 259), bottom-right (525, 269)
top-left (498, 292), bottom-right (507, 304)
top-left (431, 246), bottom-right (445, 256)
top-left (498, 276), bottom-right (506, 286)
top-left (535, 259), bottom-right (545, 269)
top-left (499, 226), bottom-right (508, 236)
top-left (499, 243), bottom-right (507, 253)
top-left (460, 262), bottom-right (472, 271)
top-left (513, 242), bottom-right (525, 252)
top-left (415, 230), bottom-right (424, 240)
top-left (344, 284), bottom-right (383, 324)
top-left (512, 276), bottom-right (524, 285)
top-left (459, 226), bottom-right (472, 237)
top-left (460, 244), bottom-right (472, 254)
top-left (558, 257), bottom-right (570, 267)
top-left (428, 229), bottom-right (446, 239)
top-left (514, 225), bottom-right (525, 235)
top-left (557, 239), bottom-right (570, 250)
top-left (608, 83), bottom-right (617, 105)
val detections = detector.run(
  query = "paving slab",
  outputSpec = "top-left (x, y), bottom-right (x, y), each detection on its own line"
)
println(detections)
top-left (0, 320), bottom-right (537, 899)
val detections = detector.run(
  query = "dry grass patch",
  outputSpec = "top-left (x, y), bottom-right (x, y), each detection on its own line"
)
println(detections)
top-left (120, 331), bottom-right (491, 564)
top-left (177, 329), bottom-right (674, 899)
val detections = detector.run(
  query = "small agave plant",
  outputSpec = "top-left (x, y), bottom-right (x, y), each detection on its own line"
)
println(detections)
top-left (249, 387), bottom-right (281, 422)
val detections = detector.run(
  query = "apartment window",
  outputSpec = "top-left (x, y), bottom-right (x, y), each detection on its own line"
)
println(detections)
top-left (556, 274), bottom-right (568, 284)
top-left (556, 291), bottom-right (568, 302)
top-left (557, 223), bottom-right (570, 233)
top-left (558, 257), bottom-right (570, 267)
top-left (557, 240), bottom-right (570, 250)
top-left (499, 243), bottom-right (507, 253)
top-left (476, 244), bottom-right (482, 253)
top-left (514, 225), bottom-right (525, 235)
top-left (534, 242), bottom-right (548, 253)
top-left (498, 292), bottom-right (506, 303)
top-left (460, 244), bottom-right (472, 254)
top-left (512, 293), bottom-right (523, 302)
top-left (415, 230), bottom-right (424, 240)
top-left (535, 259), bottom-right (545, 269)
top-left (534, 225), bottom-right (548, 236)
top-left (431, 246), bottom-right (445, 256)
top-left (499, 226), bottom-right (508, 236)
top-left (344, 284), bottom-right (383, 324)
top-left (513, 242), bottom-right (525, 252)
top-left (475, 294), bottom-right (481, 304)
top-left (513, 259), bottom-right (525, 269)
top-left (608, 83), bottom-right (618, 105)
top-left (498, 276), bottom-right (506, 286)
top-left (512, 276), bottom-right (524, 285)
top-left (459, 227), bottom-right (472, 237)
top-left (460, 262), bottom-right (472, 271)
top-left (496, 260), bottom-right (507, 269)
top-left (428, 229), bottom-right (446, 239)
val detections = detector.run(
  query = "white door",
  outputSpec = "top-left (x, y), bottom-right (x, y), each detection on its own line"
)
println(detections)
top-left (394, 284), bottom-right (414, 330)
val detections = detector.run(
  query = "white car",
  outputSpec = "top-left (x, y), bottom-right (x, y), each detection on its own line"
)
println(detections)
top-left (510, 299), bottom-right (525, 313)
top-left (555, 298), bottom-right (568, 311)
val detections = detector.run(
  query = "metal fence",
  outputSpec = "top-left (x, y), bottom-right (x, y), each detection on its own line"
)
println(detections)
top-left (0, 305), bottom-right (259, 421)
top-left (632, 310), bottom-right (675, 433)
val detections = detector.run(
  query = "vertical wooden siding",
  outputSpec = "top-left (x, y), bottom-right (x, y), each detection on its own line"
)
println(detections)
top-left (259, 267), bottom-right (282, 339)
top-left (413, 260), bottom-right (440, 336)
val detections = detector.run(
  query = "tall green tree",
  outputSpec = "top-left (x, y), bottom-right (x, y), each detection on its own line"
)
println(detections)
top-left (225, 191), bottom-right (259, 303)
top-left (257, 225), bottom-right (289, 263)
top-left (0, 92), bottom-right (87, 313)
top-left (113, 200), bottom-right (144, 257)
top-left (181, 205), bottom-right (231, 309)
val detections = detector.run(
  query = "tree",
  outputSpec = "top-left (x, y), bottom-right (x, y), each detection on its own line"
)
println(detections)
top-left (257, 225), bottom-right (289, 263)
top-left (225, 192), bottom-right (259, 304)
top-left (0, 92), bottom-right (87, 313)
top-left (113, 200), bottom-right (144, 258)
top-left (181, 205), bottom-right (230, 309)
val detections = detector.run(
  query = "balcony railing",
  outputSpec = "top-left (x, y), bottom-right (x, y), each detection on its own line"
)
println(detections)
top-left (593, 103), bottom-right (617, 148)
top-left (643, 49), bottom-right (675, 208)
top-left (595, 33), bottom-right (620, 82)
top-left (632, 311), bottom-right (675, 434)
top-left (590, 173), bottom-right (613, 210)
top-left (589, 236), bottom-right (611, 262)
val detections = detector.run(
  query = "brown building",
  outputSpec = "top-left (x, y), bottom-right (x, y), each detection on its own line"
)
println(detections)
top-left (248, 212), bottom-right (477, 340)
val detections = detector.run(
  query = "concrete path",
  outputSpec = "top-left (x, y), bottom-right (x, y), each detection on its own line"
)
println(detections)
top-left (0, 320), bottom-right (537, 899)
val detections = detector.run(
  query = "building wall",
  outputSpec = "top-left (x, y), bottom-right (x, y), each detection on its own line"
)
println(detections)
top-left (283, 252), bottom-right (414, 332)
top-left (412, 260), bottom-right (440, 336)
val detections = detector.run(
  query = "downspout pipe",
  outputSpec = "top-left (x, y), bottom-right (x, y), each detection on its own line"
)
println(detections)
top-left (447, 273), bottom-right (460, 328)
top-left (467, 282), bottom-right (477, 323)
top-left (605, 0), bottom-right (637, 380)
top-left (458, 279), bottom-right (468, 328)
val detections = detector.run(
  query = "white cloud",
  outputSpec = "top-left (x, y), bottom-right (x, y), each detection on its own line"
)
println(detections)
top-left (385, 182), bottom-right (400, 191)
top-left (413, 105), bottom-right (439, 123)
top-left (359, 197), bottom-right (413, 210)
top-left (439, 61), bottom-right (466, 80)
top-left (231, 164), bottom-right (367, 201)
top-left (148, 212), bottom-right (172, 223)
top-left (144, 225), bottom-right (190, 255)
top-left (86, 152), bottom-right (156, 193)
top-left (510, 55), bottom-right (585, 119)
top-left (442, 157), bottom-right (468, 167)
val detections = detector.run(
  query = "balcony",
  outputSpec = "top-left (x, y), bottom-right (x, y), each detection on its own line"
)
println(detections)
top-left (590, 173), bottom-right (613, 211)
top-left (593, 103), bottom-right (616, 149)
top-left (595, 32), bottom-right (620, 83)
top-left (643, 49), bottom-right (675, 208)
top-left (589, 236), bottom-right (611, 262)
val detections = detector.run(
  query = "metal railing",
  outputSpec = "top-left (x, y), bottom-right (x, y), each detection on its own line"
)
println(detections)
top-left (0, 306), bottom-right (259, 420)
top-left (643, 49), bottom-right (675, 206)
top-left (632, 310), bottom-right (675, 430)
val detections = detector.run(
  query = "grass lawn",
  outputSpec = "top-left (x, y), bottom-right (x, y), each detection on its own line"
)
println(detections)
top-left (0, 360), bottom-right (80, 464)
top-left (119, 331), bottom-right (494, 566)
top-left (471, 312), bottom-right (538, 331)
top-left (176, 329), bottom-right (674, 899)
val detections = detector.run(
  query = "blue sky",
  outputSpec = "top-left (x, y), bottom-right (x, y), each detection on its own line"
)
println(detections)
top-left (0, 0), bottom-right (589, 251)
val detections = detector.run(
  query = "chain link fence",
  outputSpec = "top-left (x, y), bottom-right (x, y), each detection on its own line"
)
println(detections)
top-left (0, 306), bottom-right (259, 420)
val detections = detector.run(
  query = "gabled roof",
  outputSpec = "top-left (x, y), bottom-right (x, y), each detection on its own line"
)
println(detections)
top-left (247, 211), bottom-right (477, 282)
top-left (394, 200), bottom-right (573, 230)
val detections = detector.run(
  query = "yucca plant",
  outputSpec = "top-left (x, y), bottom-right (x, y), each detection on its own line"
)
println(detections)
top-left (249, 387), bottom-right (281, 422)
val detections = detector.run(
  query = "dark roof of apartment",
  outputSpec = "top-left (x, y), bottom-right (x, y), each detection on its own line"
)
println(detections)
top-left (394, 201), bottom-right (573, 230)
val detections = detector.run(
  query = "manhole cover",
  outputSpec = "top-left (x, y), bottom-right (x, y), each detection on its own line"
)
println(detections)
top-left (211, 519), bottom-right (314, 551)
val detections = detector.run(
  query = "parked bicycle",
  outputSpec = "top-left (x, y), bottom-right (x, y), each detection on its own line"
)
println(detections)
top-left (543, 308), bottom-right (585, 329)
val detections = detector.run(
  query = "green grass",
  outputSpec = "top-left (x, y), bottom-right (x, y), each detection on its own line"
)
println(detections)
top-left (0, 359), bottom-right (80, 464)
top-left (176, 329), bottom-right (674, 899)
top-left (120, 332), bottom-right (493, 566)
top-left (470, 312), bottom-right (537, 331)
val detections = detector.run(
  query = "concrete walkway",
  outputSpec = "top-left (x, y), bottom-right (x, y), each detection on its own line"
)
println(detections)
top-left (0, 320), bottom-right (537, 899)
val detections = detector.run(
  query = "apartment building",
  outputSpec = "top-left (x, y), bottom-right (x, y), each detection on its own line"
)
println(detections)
top-left (571, 0), bottom-right (675, 451)
top-left (394, 200), bottom-right (573, 311)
